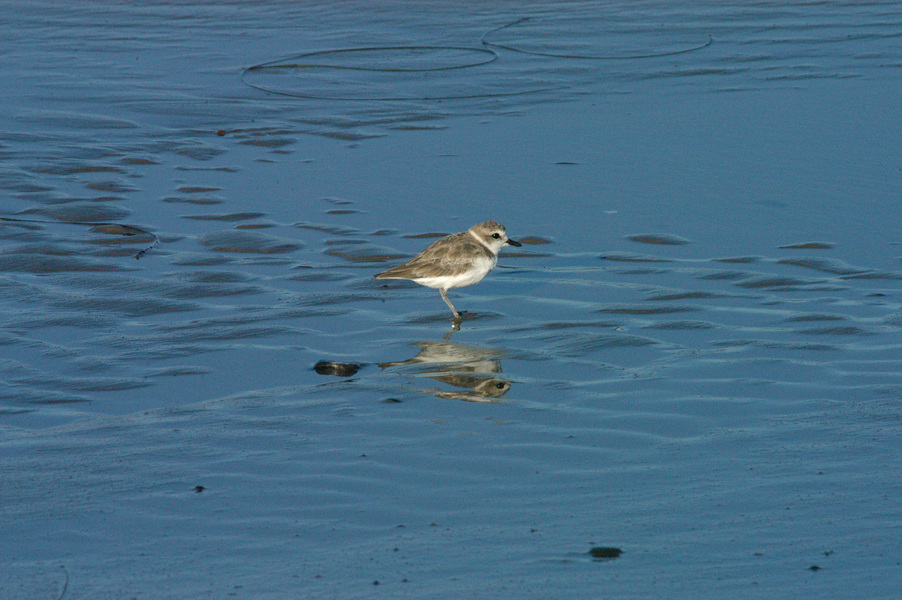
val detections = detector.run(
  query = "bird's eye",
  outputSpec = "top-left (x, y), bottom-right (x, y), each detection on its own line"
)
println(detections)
top-left (492, 233), bottom-right (501, 239)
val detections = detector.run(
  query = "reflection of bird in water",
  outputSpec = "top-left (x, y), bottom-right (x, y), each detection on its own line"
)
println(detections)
top-left (429, 376), bottom-right (511, 403)
top-left (379, 340), bottom-right (513, 403)
top-left (379, 340), bottom-right (502, 371)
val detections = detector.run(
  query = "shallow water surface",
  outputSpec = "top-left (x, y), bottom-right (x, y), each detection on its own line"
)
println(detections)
top-left (1, 1), bottom-right (901, 598)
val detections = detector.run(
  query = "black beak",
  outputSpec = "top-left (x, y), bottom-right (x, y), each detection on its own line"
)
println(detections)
top-left (506, 238), bottom-right (521, 247)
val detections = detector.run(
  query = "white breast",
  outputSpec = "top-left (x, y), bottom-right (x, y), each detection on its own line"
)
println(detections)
top-left (412, 255), bottom-right (496, 290)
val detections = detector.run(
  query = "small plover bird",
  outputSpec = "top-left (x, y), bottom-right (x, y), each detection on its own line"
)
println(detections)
top-left (375, 221), bottom-right (521, 320)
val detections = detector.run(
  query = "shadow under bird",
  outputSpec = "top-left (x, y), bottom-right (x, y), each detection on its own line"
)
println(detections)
top-left (375, 221), bottom-right (521, 320)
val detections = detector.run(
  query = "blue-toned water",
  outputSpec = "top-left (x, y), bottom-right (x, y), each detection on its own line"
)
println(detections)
top-left (1, 2), bottom-right (900, 598)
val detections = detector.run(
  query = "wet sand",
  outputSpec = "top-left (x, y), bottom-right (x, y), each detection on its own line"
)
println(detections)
top-left (1, 1), bottom-right (901, 598)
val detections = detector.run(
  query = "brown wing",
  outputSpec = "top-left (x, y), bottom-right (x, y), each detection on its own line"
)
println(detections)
top-left (375, 232), bottom-right (491, 280)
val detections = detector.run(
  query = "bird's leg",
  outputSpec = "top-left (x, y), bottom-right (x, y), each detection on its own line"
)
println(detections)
top-left (440, 289), bottom-right (461, 320)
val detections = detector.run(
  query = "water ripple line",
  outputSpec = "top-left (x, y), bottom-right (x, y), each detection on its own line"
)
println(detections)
top-left (240, 45), bottom-right (563, 102)
top-left (0, 216), bottom-right (159, 260)
top-left (481, 16), bottom-right (713, 60)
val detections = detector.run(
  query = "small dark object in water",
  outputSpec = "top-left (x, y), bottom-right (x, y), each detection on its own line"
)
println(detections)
top-left (808, 565), bottom-right (821, 572)
top-left (193, 485), bottom-right (205, 493)
top-left (589, 547), bottom-right (623, 559)
top-left (314, 361), bottom-right (360, 377)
